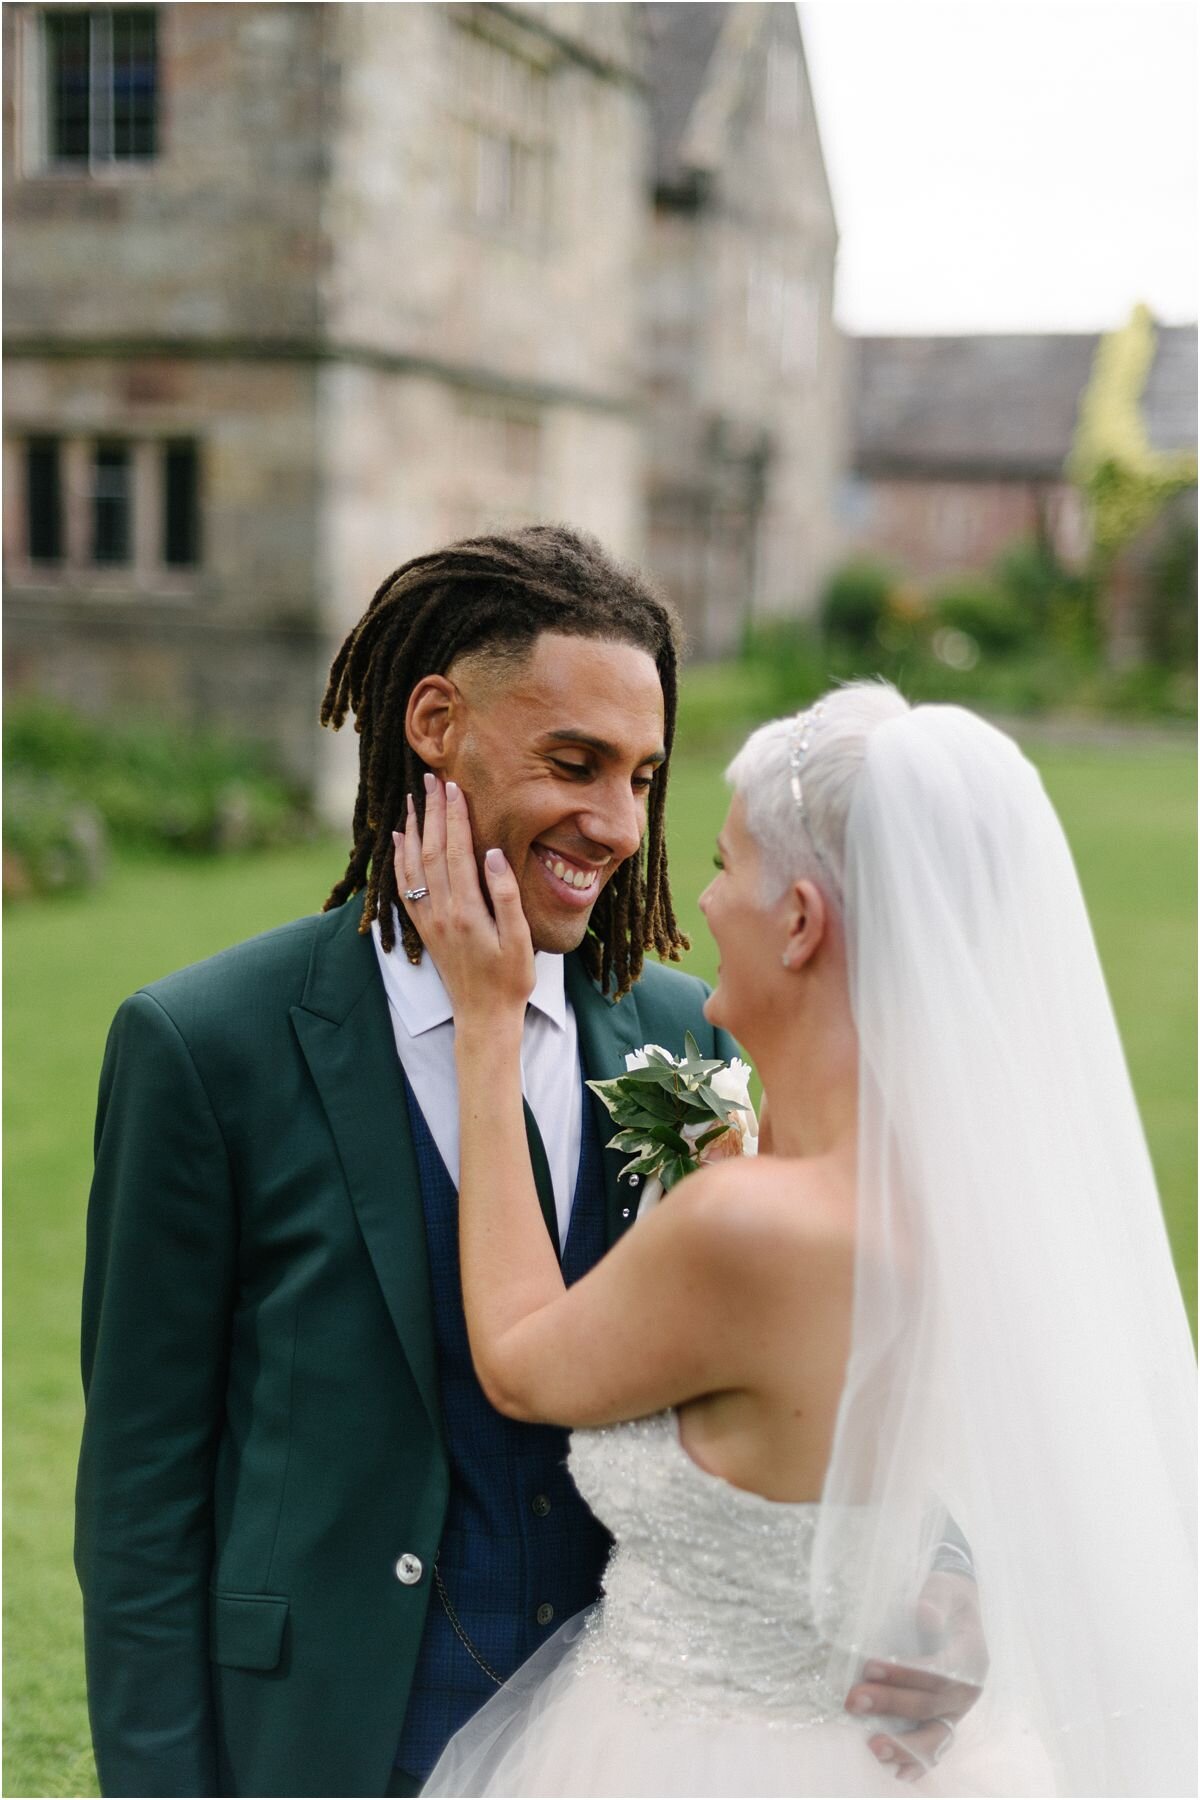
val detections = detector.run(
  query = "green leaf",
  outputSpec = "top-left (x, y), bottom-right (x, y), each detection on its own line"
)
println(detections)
top-left (619, 1149), bottom-right (668, 1180)
top-left (585, 1079), bottom-right (625, 1118)
top-left (695, 1083), bottom-right (746, 1125)
top-left (607, 1129), bottom-right (656, 1155)
top-left (642, 1122), bottom-right (690, 1156)
top-left (659, 1155), bottom-right (695, 1192)
top-left (693, 1123), bottom-right (730, 1154)
top-left (627, 1083), bottom-right (681, 1123)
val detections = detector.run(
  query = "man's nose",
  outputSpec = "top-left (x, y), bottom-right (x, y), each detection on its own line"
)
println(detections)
top-left (579, 781), bottom-right (644, 863)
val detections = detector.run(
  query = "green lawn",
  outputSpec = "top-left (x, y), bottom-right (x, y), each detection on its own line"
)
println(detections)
top-left (4, 736), bottom-right (1195, 1797)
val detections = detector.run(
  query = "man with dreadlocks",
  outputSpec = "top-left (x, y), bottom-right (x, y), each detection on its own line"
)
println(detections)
top-left (77, 525), bottom-right (738, 1798)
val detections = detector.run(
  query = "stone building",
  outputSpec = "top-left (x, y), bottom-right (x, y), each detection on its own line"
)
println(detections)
top-left (642, 1), bottom-right (843, 655)
top-left (3, 3), bottom-right (843, 804)
top-left (847, 327), bottom-right (1197, 585)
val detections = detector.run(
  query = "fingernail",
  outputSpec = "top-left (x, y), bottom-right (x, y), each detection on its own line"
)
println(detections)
top-left (876, 1747), bottom-right (894, 1763)
top-left (446, 781), bottom-right (459, 800)
top-left (485, 847), bottom-right (506, 873)
top-left (392, 831), bottom-right (402, 849)
top-left (849, 1695), bottom-right (873, 1714)
top-left (406, 794), bottom-right (415, 816)
top-left (899, 1769), bottom-right (921, 1783)
top-left (863, 1663), bottom-right (887, 1680)
top-left (424, 772), bottom-right (435, 794)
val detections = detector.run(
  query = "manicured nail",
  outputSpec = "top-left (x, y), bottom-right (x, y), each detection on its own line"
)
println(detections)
top-left (849, 1694), bottom-right (873, 1714)
top-left (485, 847), bottom-right (505, 873)
top-left (406, 793), bottom-right (415, 816)
top-left (876, 1746), bottom-right (894, 1763)
top-left (899, 1769), bottom-right (921, 1783)
top-left (864, 1662), bottom-right (888, 1681)
top-left (392, 831), bottom-right (402, 849)
top-left (424, 772), bottom-right (435, 794)
top-left (446, 781), bottom-right (459, 800)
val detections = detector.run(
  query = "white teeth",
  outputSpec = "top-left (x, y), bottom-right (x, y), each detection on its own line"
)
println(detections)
top-left (539, 849), bottom-right (598, 891)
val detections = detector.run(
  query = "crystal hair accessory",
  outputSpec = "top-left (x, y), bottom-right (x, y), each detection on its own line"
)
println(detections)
top-left (788, 700), bottom-right (826, 816)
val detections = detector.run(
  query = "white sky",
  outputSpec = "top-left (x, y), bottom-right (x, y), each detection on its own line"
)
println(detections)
top-left (799, 0), bottom-right (1198, 334)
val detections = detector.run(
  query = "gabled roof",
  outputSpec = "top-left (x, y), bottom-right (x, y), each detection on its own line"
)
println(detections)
top-left (643, 2), bottom-right (730, 192)
top-left (854, 328), bottom-right (1197, 479)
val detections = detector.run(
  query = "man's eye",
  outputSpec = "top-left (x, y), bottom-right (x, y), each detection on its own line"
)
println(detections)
top-left (632, 775), bottom-right (654, 793)
top-left (552, 760), bottom-right (590, 779)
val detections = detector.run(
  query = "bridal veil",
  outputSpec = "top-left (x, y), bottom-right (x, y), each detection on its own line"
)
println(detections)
top-left (809, 701), bottom-right (1196, 1796)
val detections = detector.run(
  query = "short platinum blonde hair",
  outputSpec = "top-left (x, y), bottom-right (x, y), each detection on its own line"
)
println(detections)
top-left (726, 680), bottom-right (910, 900)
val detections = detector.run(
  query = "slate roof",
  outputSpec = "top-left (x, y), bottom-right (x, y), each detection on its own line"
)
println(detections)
top-left (854, 328), bottom-right (1197, 479)
top-left (642, 2), bottom-right (730, 192)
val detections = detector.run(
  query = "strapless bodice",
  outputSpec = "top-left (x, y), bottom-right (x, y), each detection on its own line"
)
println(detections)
top-left (567, 1411), bottom-right (847, 1726)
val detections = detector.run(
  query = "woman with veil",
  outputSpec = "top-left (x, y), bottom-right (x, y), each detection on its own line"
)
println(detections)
top-left (398, 682), bottom-right (1196, 1797)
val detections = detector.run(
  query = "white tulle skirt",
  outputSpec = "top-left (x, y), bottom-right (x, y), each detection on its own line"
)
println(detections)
top-left (422, 1610), bottom-right (1059, 1798)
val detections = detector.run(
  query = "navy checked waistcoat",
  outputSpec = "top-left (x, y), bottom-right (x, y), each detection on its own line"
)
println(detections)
top-left (394, 1066), bottom-right (612, 1782)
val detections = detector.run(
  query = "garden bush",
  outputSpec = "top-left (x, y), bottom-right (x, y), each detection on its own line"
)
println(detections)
top-left (1144, 512), bottom-right (1198, 670)
top-left (818, 560), bottom-right (896, 651)
top-left (3, 773), bottom-right (107, 898)
top-left (932, 578), bottom-right (1033, 656)
top-left (3, 700), bottom-right (311, 893)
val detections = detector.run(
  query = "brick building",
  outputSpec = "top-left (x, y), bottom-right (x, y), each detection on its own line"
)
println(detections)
top-left (847, 327), bottom-right (1197, 585)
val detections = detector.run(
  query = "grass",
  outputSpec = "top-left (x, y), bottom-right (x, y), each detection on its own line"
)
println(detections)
top-left (5, 735), bottom-right (1195, 1797)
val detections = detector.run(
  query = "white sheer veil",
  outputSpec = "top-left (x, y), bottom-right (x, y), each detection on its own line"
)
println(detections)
top-left (797, 700), bottom-right (1196, 1796)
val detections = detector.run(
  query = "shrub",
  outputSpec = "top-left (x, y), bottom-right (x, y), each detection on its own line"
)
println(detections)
top-left (3, 701), bottom-right (311, 885)
top-left (3, 773), bottom-right (108, 898)
top-left (819, 561), bottom-right (896, 651)
top-left (932, 579), bottom-right (1032, 656)
top-left (1144, 512), bottom-right (1198, 670)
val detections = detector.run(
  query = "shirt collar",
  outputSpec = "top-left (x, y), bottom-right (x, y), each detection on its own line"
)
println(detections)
top-left (372, 910), bottom-right (567, 1038)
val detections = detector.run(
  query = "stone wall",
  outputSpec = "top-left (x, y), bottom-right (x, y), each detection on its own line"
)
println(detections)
top-left (4, 354), bottom-right (323, 783)
top-left (643, 3), bottom-right (843, 654)
top-left (3, 3), bottom-right (329, 343)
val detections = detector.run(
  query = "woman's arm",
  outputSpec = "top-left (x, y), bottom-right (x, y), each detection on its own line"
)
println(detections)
top-left (396, 777), bottom-right (780, 1425)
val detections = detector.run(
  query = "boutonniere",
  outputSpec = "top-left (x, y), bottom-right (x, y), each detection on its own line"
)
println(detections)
top-left (587, 1034), bottom-right (758, 1218)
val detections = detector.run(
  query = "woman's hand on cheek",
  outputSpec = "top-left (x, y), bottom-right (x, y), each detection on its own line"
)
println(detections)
top-left (393, 773), bottom-right (535, 1026)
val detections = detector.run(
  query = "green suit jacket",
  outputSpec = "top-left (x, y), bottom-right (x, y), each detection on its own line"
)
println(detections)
top-left (75, 897), bottom-right (738, 1798)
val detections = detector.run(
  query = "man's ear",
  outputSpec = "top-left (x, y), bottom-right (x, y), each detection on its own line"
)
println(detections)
top-left (781, 878), bottom-right (827, 972)
top-left (405, 675), bottom-right (461, 769)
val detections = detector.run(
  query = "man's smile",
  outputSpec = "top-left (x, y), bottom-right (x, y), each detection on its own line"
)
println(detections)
top-left (532, 842), bottom-right (606, 904)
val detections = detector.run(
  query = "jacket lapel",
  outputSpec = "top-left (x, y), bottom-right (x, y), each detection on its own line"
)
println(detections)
top-left (565, 952), bottom-right (647, 1248)
top-left (290, 902), bottom-right (442, 1446)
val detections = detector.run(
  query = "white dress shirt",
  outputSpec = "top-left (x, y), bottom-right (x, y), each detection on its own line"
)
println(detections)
top-left (371, 917), bottom-right (583, 1249)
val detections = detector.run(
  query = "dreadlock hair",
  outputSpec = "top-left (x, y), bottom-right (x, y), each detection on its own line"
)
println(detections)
top-left (320, 523), bottom-right (689, 998)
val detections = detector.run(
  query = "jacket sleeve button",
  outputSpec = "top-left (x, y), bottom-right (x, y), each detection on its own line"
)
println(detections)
top-left (395, 1553), bottom-right (424, 1585)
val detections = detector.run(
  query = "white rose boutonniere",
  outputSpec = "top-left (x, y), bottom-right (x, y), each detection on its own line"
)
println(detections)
top-left (587, 1034), bottom-right (759, 1219)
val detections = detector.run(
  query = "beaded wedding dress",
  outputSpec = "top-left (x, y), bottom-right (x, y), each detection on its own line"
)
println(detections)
top-left (422, 1411), bottom-right (1051, 1798)
top-left (425, 703), bottom-right (1196, 1799)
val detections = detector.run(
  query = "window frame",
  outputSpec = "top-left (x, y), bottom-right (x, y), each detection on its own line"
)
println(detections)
top-left (23, 5), bottom-right (160, 176)
top-left (447, 16), bottom-right (556, 247)
top-left (4, 431), bottom-right (203, 594)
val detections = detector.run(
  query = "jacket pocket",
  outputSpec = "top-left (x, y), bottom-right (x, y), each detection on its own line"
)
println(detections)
top-left (209, 1591), bottom-right (289, 1670)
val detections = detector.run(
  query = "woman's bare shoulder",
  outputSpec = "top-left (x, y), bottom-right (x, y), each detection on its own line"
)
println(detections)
top-left (664, 1155), bottom-right (855, 1281)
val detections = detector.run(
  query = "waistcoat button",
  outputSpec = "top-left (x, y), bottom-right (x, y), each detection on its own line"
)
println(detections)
top-left (536, 1602), bottom-right (555, 1625)
top-left (395, 1553), bottom-right (424, 1585)
top-left (628, 1174), bottom-right (641, 1187)
top-left (531, 1493), bottom-right (551, 1517)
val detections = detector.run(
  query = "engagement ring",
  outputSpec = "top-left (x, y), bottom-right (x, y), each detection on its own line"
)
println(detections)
top-left (404, 886), bottom-right (430, 902)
